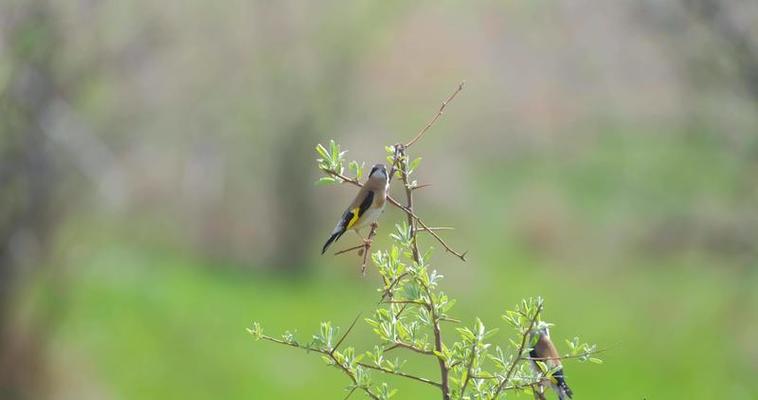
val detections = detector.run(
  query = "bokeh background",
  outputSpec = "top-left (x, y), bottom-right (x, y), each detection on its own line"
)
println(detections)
top-left (2, 0), bottom-right (758, 399)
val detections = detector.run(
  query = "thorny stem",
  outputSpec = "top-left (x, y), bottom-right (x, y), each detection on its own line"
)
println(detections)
top-left (397, 146), bottom-right (421, 262)
top-left (333, 223), bottom-right (379, 275)
top-left (393, 142), bottom-right (451, 400)
top-left (331, 313), bottom-right (362, 356)
top-left (405, 81), bottom-right (466, 148)
top-left (419, 277), bottom-right (451, 400)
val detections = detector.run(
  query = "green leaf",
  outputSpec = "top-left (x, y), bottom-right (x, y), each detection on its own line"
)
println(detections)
top-left (457, 327), bottom-right (476, 342)
top-left (589, 357), bottom-right (603, 364)
top-left (408, 157), bottom-right (422, 174)
top-left (348, 160), bottom-right (364, 180)
top-left (330, 140), bottom-right (339, 160)
top-left (315, 143), bottom-right (329, 159)
top-left (247, 322), bottom-right (263, 340)
top-left (316, 176), bottom-right (337, 186)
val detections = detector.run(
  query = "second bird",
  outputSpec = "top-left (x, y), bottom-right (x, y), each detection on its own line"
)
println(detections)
top-left (529, 322), bottom-right (574, 400)
top-left (321, 164), bottom-right (390, 254)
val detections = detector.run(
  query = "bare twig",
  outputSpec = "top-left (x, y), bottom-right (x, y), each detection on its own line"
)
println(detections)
top-left (392, 199), bottom-right (468, 261)
top-left (397, 146), bottom-right (421, 262)
top-left (384, 341), bottom-right (437, 357)
top-left (358, 362), bottom-right (442, 388)
top-left (362, 223), bottom-right (379, 275)
top-left (343, 387), bottom-right (358, 400)
top-left (332, 313), bottom-right (362, 355)
top-left (332, 223), bottom-right (379, 275)
top-left (334, 244), bottom-right (366, 256)
top-left (405, 81), bottom-right (466, 148)
top-left (417, 226), bottom-right (455, 232)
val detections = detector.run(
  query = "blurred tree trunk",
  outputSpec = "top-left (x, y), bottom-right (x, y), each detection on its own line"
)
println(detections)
top-left (259, 2), bottom-right (406, 273)
top-left (0, 1), bottom-right (61, 398)
top-left (269, 115), bottom-right (318, 273)
top-left (682, 0), bottom-right (758, 103)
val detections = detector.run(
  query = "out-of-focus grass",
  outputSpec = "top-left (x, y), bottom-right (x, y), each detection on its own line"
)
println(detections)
top-left (42, 228), bottom-right (757, 399)
top-left (37, 130), bottom-right (757, 399)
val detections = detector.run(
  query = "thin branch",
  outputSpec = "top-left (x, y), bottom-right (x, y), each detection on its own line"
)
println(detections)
top-left (384, 300), bottom-right (430, 309)
top-left (397, 146), bottom-right (421, 263)
top-left (394, 143), bottom-right (451, 400)
top-left (358, 362), bottom-right (442, 388)
top-left (459, 341), bottom-right (478, 396)
top-left (332, 313), bottom-right (362, 355)
top-left (334, 244), bottom-right (366, 256)
top-left (258, 335), bottom-right (380, 400)
top-left (493, 302), bottom-right (544, 398)
top-left (378, 272), bottom-right (409, 304)
top-left (383, 341), bottom-right (437, 357)
top-left (417, 226), bottom-right (455, 232)
top-left (405, 81), bottom-right (466, 148)
top-left (388, 141), bottom-right (404, 184)
top-left (331, 223), bottom-right (379, 275)
top-left (411, 183), bottom-right (432, 191)
top-left (362, 223), bottom-right (379, 275)
top-left (397, 203), bottom-right (467, 261)
top-left (525, 347), bottom-right (607, 362)
top-left (343, 387), bottom-right (358, 400)
top-left (419, 278), bottom-right (451, 400)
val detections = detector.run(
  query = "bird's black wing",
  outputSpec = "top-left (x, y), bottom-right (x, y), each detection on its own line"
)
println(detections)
top-left (321, 190), bottom-right (375, 254)
top-left (345, 190), bottom-right (374, 230)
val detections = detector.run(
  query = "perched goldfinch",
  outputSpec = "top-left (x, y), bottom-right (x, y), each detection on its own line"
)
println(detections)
top-left (321, 164), bottom-right (389, 254)
top-left (529, 322), bottom-right (573, 400)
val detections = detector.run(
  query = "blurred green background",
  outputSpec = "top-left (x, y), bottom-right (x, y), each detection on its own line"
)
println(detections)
top-left (2, 0), bottom-right (758, 399)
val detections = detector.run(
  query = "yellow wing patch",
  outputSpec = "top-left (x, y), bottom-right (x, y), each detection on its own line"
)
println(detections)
top-left (346, 207), bottom-right (361, 229)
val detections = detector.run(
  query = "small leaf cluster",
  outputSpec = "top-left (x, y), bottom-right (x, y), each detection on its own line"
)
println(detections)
top-left (250, 223), bottom-right (600, 399)
top-left (315, 140), bottom-right (365, 185)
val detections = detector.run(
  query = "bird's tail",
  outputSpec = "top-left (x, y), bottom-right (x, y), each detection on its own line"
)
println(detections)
top-left (557, 384), bottom-right (573, 400)
top-left (554, 370), bottom-right (573, 399)
top-left (321, 229), bottom-right (345, 254)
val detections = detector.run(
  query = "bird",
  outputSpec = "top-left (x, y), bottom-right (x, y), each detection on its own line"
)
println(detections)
top-left (321, 163), bottom-right (390, 255)
top-left (528, 322), bottom-right (573, 400)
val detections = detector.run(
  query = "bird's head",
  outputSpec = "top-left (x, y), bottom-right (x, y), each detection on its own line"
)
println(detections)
top-left (368, 164), bottom-right (388, 182)
top-left (530, 321), bottom-right (554, 339)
